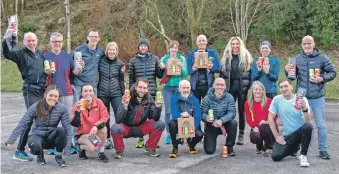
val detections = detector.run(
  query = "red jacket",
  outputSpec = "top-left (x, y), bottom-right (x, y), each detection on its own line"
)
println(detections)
top-left (71, 98), bottom-right (109, 135)
top-left (244, 98), bottom-right (275, 128)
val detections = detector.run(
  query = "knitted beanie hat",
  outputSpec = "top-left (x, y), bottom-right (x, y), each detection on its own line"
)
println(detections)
top-left (138, 38), bottom-right (150, 48)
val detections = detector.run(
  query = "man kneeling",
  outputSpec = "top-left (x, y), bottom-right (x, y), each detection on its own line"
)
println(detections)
top-left (111, 78), bottom-right (165, 159)
top-left (71, 84), bottom-right (109, 163)
top-left (168, 80), bottom-right (203, 158)
top-left (268, 79), bottom-right (313, 167)
top-left (201, 78), bottom-right (237, 156)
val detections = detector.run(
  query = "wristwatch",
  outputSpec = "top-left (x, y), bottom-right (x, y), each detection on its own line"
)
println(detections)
top-left (302, 108), bottom-right (309, 113)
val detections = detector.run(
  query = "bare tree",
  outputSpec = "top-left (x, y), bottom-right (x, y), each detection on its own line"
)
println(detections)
top-left (64, 0), bottom-right (71, 53)
top-left (185, 0), bottom-right (206, 49)
top-left (229, 0), bottom-right (262, 43)
top-left (21, 0), bottom-right (24, 15)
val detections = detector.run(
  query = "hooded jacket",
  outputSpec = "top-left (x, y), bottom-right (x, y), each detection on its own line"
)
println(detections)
top-left (115, 87), bottom-right (162, 127)
top-left (285, 49), bottom-right (336, 99)
top-left (201, 88), bottom-right (236, 124)
top-left (6, 102), bottom-right (70, 144)
top-left (128, 52), bottom-right (164, 96)
top-left (170, 91), bottom-right (201, 130)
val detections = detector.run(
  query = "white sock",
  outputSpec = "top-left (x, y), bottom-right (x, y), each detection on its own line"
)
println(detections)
top-left (99, 147), bottom-right (104, 153)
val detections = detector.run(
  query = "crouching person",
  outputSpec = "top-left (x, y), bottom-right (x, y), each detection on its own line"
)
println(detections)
top-left (201, 78), bottom-right (237, 156)
top-left (71, 83), bottom-right (109, 163)
top-left (168, 80), bottom-right (203, 158)
top-left (6, 85), bottom-right (69, 167)
top-left (111, 78), bottom-right (165, 159)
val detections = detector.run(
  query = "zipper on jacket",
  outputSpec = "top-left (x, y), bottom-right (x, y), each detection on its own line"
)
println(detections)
top-left (306, 57), bottom-right (309, 97)
top-left (109, 61), bottom-right (111, 97)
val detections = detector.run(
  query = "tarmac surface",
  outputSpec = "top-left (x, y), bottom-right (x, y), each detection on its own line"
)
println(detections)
top-left (1, 92), bottom-right (338, 174)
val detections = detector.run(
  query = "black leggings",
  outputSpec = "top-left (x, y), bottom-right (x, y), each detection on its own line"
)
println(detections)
top-left (28, 127), bottom-right (66, 155)
top-left (192, 86), bottom-right (209, 103)
top-left (204, 120), bottom-right (238, 155)
top-left (229, 81), bottom-right (246, 135)
top-left (98, 96), bottom-right (122, 138)
top-left (249, 124), bottom-right (274, 150)
top-left (168, 120), bottom-right (203, 148)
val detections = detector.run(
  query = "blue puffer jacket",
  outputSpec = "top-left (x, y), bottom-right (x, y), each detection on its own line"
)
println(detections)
top-left (201, 88), bottom-right (236, 124)
top-left (285, 49), bottom-right (336, 99)
top-left (251, 55), bottom-right (281, 94)
top-left (187, 48), bottom-right (221, 90)
top-left (170, 91), bottom-right (201, 130)
top-left (6, 102), bottom-right (70, 144)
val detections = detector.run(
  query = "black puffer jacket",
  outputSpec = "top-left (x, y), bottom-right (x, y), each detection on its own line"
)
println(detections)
top-left (220, 55), bottom-right (251, 95)
top-left (286, 49), bottom-right (336, 99)
top-left (2, 37), bottom-right (46, 85)
top-left (128, 52), bottom-right (164, 96)
top-left (98, 56), bottom-right (125, 97)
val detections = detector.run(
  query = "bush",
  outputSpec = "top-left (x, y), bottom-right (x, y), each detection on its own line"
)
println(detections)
top-left (19, 22), bottom-right (38, 34)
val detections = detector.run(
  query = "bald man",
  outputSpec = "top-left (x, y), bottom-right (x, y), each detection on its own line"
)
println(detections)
top-left (187, 34), bottom-right (220, 102)
top-left (285, 35), bottom-right (336, 159)
top-left (201, 78), bottom-right (237, 155)
top-left (2, 31), bottom-right (47, 161)
top-left (168, 80), bottom-right (203, 158)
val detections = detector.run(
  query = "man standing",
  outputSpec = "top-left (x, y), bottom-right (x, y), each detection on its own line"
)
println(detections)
top-left (187, 34), bottom-right (220, 102)
top-left (201, 78), bottom-right (237, 156)
top-left (2, 30), bottom-right (47, 161)
top-left (72, 28), bottom-right (104, 102)
top-left (285, 35), bottom-right (336, 159)
top-left (44, 32), bottom-right (76, 155)
top-left (268, 79), bottom-right (313, 167)
top-left (168, 80), bottom-right (203, 158)
top-left (128, 38), bottom-right (164, 148)
top-left (111, 78), bottom-right (165, 159)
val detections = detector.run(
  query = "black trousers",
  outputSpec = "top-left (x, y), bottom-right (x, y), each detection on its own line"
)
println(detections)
top-left (192, 85), bottom-right (209, 103)
top-left (98, 96), bottom-right (122, 138)
top-left (229, 81), bottom-right (246, 136)
top-left (204, 120), bottom-right (238, 155)
top-left (17, 87), bottom-right (44, 151)
top-left (271, 123), bottom-right (313, 161)
top-left (249, 124), bottom-right (274, 150)
top-left (168, 120), bottom-right (203, 148)
top-left (28, 127), bottom-right (66, 155)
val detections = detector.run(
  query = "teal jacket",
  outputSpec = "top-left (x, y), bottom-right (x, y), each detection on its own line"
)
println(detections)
top-left (161, 53), bottom-right (188, 87)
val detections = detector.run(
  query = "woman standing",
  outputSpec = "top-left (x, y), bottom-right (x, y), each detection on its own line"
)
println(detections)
top-left (160, 40), bottom-right (188, 144)
top-left (251, 40), bottom-right (280, 99)
top-left (220, 36), bottom-right (253, 145)
top-left (97, 42), bottom-right (125, 149)
top-left (6, 85), bottom-right (70, 167)
top-left (244, 81), bottom-right (275, 157)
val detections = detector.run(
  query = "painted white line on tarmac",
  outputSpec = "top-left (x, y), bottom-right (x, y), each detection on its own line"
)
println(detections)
top-left (175, 153), bottom-right (218, 168)
top-left (1, 113), bottom-right (23, 118)
top-left (0, 97), bottom-right (24, 100)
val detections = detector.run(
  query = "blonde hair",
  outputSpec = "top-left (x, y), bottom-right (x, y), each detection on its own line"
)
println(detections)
top-left (247, 81), bottom-right (267, 110)
top-left (105, 42), bottom-right (119, 57)
top-left (168, 40), bottom-right (179, 50)
top-left (220, 37), bottom-right (252, 72)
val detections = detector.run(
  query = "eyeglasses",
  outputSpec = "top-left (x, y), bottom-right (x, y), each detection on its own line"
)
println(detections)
top-left (51, 41), bottom-right (63, 43)
top-left (88, 36), bottom-right (99, 39)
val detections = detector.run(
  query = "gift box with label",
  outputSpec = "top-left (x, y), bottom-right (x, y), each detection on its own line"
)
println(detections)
top-left (194, 51), bottom-right (208, 69)
top-left (166, 58), bottom-right (181, 76)
top-left (177, 115), bottom-right (195, 138)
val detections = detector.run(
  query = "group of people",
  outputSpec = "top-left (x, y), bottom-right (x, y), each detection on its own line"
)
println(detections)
top-left (2, 26), bottom-right (336, 168)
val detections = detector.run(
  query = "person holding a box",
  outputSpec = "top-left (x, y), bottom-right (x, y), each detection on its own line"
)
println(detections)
top-left (159, 40), bottom-right (189, 145)
top-left (111, 78), bottom-right (165, 159)
top-left (168, 80), bottom-right (202, 158)
top-left (71, 83), bottom-right (110, 163)
top-left (220, 36), bottom-right (253, 145)
top-left (284, 36), bottom-right (336, 159)
top-left (201, 78), bottom-right (237, 156)
top-left (187, 34), bottom-right (220, 102)
top-left (251, 40), bottom-right (280, 99)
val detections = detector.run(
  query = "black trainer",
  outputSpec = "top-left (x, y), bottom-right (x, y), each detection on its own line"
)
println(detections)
top-left (98, 152), bottom-right (109, 163)
top-left (55, 155), bottom-right (67, 167)
top-left (319, 151), bottom-right (331, 160)
top-left (37, 153), bottom-right (46, 165)
top-left (78, 149), bottom-right (88, 160)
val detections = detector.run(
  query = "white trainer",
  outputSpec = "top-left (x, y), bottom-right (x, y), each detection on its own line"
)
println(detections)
top-left (299, 155), bottom-right (310, 167)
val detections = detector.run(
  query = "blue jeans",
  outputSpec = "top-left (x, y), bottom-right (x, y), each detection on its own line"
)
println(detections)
top-left (73, 85), bottom-right (97, 103)
top-left (163, 86), bottom-right (178, 132)
top-left (308, 96), bottom-right (327, 152)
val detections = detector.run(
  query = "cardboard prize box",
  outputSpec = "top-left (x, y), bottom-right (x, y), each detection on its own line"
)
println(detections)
top-left (194, 51), bottom-right (208, 69)
top-left (178, 115), bottom-right (195, 138)
top-left (166, 58), bottom-right (181, 76)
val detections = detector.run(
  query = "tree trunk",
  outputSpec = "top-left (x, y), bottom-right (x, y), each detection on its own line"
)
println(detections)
top-left (21, 0), bottom-right (24, 15)
top-left (64, 0), bottom-right (71, 53)
top-left (15, 0), bottom-right (18, 43)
